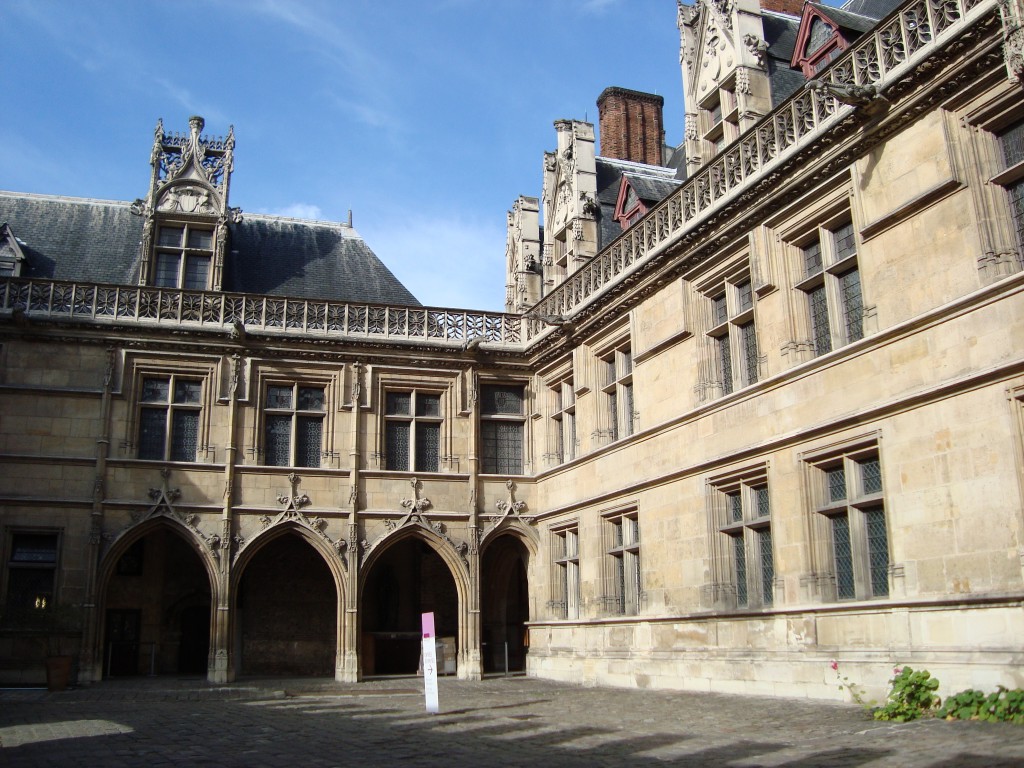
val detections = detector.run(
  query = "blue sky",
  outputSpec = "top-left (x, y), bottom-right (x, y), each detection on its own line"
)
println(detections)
top-left (3, 1), bottom-right (685, 311)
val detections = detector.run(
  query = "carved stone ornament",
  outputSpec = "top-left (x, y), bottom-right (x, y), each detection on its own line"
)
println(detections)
top-left (495, 479), bottom-right (528, 520)
top-left (743, 34), bottom-right (768, 69)
top-left (117, 468), bottom-right (221, 560)
top-left (234, 473), bottom-right (348, 568)
top-left (1001, 0), bottom-right (1024, 84)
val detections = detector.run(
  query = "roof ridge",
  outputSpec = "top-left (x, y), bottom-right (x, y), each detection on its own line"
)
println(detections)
top-left (244, 211), bottom-right (362, 238)
top-left (0, 190), bottom-right (133, 208)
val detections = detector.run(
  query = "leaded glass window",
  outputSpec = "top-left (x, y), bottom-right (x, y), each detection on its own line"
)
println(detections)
top-left (832, 514), bottom-right (855, 599)
top-left (138, 375), bottom-right (201, 461)
top-left (733, 535), bottom-right (748, 606)
top-left (839, 268), bottom-right (863, 343)
top-left (602, 347), bottom-right (635, 441)
top-left (705, 270), bottom-right (759, 397)
top-left (866, 506), bottom-right (890, 597)
top-left (606, 512), bottom-right (641, 615)
top-left (551, 379), bottom-right (576, 464)
top-left (481, 421), bottom-right (523, 475)
top-left (715, 472), bottom-right (773, 608)
top-left (480, 384), bottom-right (525, 474)
top-left (796, 218), bottom-right (864, 357)
top-left (719, 335), bottom-right (734, 395)
top-left (384, 390), bottom-right (442, 472)
top-left (814, 448), bottom-right (889, 601)
top-left (741, 321), bottom-right (758, 385)
top-left (758, 528), bottom-right (774, 604)
top-left (553, 526), bottom-right (581, 619)
top-left (808, 284), bottom-right (832, 355)
top-left (263, 383), bottom-right (326, 467)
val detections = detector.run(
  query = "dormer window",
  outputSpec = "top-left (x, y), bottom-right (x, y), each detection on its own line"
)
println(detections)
top-left (793, 10), bottom-right (850, 77)
top-left (154, 223), bottom-right (213, 290)
top-left (0, 224), bottom-right (27, 277)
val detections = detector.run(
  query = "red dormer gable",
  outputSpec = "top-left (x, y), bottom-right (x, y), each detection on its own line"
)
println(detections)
top-left (613, 177), bottom-right (647, 231)
top-left (791, 5), bottom-right (852, 77)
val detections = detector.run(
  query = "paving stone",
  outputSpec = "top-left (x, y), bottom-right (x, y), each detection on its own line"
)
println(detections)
top-left (1, 676), bottom-right (1023, 766)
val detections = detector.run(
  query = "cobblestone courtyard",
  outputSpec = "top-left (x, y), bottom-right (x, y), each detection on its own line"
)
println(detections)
top-left (2, 676), bottom-right (1023, 767)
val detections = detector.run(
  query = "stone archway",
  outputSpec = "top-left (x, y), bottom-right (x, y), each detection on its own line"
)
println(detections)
top-left (235, 533), bottom-right (337, 676)
top-left (360, 536), bottom-right (460, 676)
top-left (480, 533), bottom-right (530, 674)
top-left (102, 525), bottom-right (213, 677)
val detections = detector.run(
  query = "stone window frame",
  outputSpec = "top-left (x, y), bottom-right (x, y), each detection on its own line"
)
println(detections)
top-left (543, 357), bottom-right (578, 467)
top-left (549, 522), bottom-right (581, 620)
top-left (2, 528), bottom-right (62, 613)
top-left (123, 358), bottom-right (218, 462)
top-left (136, 374), bottom-right (204, 462)
top-left (250, 365), bottom-right (341, 469)
top-left (706, 463), bottom-right (776, 610)
top-left (382, 388), bottom-right (444, 473)
top-left (600, 506), bottom-right (643, 616)
top-left (802, 435), bottom-right (891, 602)
top-left (694, 254), bottom-right (762, 399)
top-left (699, 75), bottom-right (740, 158)
top-left (151, 220), bottom-right (216, 291)
top-left (792, 213), bottom-right (864, 357)
top-left (952, 88), bottom-right (1023, 282)
top-left (479, 381), bottom-right (528, 476)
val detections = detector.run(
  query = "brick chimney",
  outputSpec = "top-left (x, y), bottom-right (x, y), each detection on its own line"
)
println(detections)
top-left (760, 0), bottom-right (804, 16)
top-left (597, 87), bottom-right (665, 166)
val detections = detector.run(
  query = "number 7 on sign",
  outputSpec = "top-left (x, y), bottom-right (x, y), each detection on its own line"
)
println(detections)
top-left (421, 612), bottom-right (439, 714)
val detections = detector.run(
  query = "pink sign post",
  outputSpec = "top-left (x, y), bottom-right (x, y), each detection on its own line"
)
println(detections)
top-left (421, 612), bottom-right (439, 714)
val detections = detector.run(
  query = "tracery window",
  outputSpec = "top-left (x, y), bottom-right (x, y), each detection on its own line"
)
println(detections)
top-left (263, 384), bottom-right (325, 468)
top-left (480, 384), bottom-right (525, 475)
top-left (138, 375), bottom-right (202, 461)
top-left (384, 390), bottom-right (442, 472)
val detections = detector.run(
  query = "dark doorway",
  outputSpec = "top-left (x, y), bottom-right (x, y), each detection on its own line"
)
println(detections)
top-left (481, 535), bottom-right (530, 673)
top-left (237, 534), bottom-right (337, 676)
top-left (361, 538), bottom-right (458, 676)
top-left (103, 527), bottom-right (212, 677)
top-left (177, 604), bottom-right (210, 674)
top-left (105, 609), bottom-right (140, 676)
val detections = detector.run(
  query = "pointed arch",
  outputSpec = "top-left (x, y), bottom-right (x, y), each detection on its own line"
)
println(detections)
top-left (98, 516), bottom-right (219, 604)
top-left (479, 518), bottom-right (540, 561)
top-left (360, 522), bottom-right (470, 604)
top-left (230, 520), bottom-right (348, 598)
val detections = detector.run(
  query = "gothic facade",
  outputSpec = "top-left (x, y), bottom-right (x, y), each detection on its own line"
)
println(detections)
top-left (2, 0), bottom-right (1024, 700)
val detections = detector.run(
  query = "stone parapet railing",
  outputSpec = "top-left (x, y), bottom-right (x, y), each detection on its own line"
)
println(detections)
top-left (0, 279), bottom-right (525, 347)
top-left (522, 0), bottom-right (994, 339)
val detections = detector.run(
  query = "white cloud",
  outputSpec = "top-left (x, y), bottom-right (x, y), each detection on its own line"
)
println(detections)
top-left (257, 203), bottom-right (325, 220)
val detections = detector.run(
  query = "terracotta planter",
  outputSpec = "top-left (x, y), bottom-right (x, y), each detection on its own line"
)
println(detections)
top-left (45, 655), bottom-right (73, 691)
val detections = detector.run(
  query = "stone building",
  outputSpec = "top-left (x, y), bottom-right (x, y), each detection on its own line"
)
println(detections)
top-left (2, 0), bottom-right (1024, 700)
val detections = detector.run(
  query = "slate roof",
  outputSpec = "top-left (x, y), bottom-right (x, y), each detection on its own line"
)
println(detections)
top-left (595, 158), bottom-right (682, 249)
top-left (763, 11), bottom-right (808, 105)
top-left (0, 191), bottom-right (421, 307)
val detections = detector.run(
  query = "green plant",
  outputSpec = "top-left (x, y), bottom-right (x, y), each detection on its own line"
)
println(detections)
top-left (938, 687), bottom-right (1024, 724)
top-left (872, 666), bottom-right (941, 722)
top-left (830, 659), bottom-right (872, 708)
